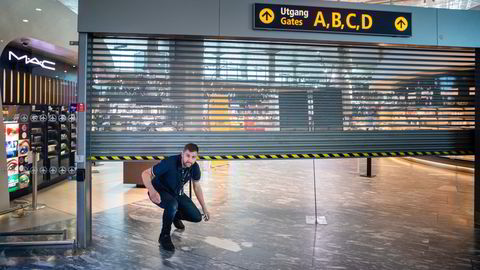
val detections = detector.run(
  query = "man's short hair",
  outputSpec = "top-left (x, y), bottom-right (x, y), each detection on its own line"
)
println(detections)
top-left (184, 143), bottom-right (199, 153)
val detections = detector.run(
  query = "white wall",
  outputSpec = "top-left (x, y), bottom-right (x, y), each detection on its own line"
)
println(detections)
top-left (79, 0), bottom-right (480, 47)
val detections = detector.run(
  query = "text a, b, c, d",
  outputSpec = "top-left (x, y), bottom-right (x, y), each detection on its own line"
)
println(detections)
top-left (313, 12), bottom-right (373, 31)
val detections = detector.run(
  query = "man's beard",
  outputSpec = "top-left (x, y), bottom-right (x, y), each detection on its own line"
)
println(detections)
top-left (182, 158), bottom-right (191, 167)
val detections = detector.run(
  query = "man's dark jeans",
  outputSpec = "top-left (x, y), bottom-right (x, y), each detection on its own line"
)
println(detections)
top-left (149, 190), bottom-right (202, 235)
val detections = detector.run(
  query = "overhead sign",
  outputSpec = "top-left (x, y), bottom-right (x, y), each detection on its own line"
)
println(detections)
top-left (254, 4), bottom-right (412, 37)
top-left (8, 51), bottom-right (56, 70)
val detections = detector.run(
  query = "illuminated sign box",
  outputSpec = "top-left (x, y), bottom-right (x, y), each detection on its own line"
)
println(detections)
top-left (253, 4), bottom-right (412, 37)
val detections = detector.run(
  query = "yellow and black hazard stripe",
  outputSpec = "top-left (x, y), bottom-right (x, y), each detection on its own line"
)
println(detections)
top-left (90, 150), bottom-right (473, 161)
top-left (90, 156), bottom-right (166, 161)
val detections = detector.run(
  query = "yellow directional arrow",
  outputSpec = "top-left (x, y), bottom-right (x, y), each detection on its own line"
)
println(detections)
top-left (259, 8), bottom-right (275, 24)
top-left (395, 17), bottom-right (408, 32)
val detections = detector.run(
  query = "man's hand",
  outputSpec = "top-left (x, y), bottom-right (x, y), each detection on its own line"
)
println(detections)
top-left (203, 208), bottom-right (210, 222)
top-left (148, 189), bottom-right (161, 204)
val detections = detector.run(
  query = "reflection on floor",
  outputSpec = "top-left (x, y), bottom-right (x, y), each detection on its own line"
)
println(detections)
top-left (1, 158), bottom-right (480, 269)
top-left (0, 162), bottom-right (146, 233)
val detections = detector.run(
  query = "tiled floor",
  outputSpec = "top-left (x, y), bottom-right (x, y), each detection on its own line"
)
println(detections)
top-left (1, 158), bottom-right (479, 269)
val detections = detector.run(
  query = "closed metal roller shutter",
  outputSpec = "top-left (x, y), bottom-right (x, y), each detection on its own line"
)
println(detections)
top-left (87, 37), bottom-right (475, 157)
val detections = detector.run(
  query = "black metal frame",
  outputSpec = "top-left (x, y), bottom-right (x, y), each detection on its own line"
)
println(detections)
top-left (0, 230), bottom-right (75, 249)
top-left (475, 48), bottom-right (479, 227)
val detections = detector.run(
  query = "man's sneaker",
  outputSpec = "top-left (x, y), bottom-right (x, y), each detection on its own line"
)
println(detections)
top-left (173, 218), bottom-right (185, 230)
top-left (159, 234), bottom-right (175, 251)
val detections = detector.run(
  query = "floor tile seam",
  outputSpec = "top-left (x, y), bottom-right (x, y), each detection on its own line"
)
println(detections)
top-left (41, 205), bottom-right (77, 217)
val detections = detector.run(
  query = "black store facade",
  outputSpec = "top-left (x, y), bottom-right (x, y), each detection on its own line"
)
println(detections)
top-left (0, 41), bottom-right (77, 201)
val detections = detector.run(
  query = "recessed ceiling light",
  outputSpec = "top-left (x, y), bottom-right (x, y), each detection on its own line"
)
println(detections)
top-left (22, 19), bottom-right (29, 23)
top-left (35, 8), bottom-right (42, 11)
top-left (0, 40), bottom-right (3, 43)
top-left (73, 65), bottom-right (76, 68)
top-left (64, 70), bottom-right (67, 73)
